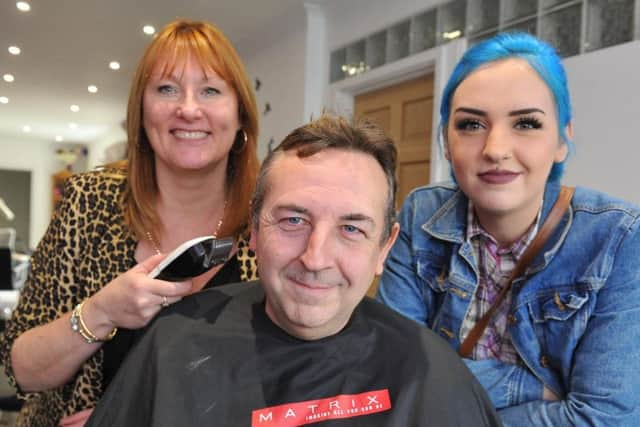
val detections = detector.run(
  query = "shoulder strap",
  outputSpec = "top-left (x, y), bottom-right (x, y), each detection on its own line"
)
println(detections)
top-left (458, 186), bottom-right (575, 358)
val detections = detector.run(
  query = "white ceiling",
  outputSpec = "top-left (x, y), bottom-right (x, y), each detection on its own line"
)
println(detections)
top-left (0, 0), bottom-right (306, 144)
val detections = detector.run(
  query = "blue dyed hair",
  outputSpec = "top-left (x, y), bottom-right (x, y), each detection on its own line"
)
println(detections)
top-left (440, 32), bottom-right (573, 182)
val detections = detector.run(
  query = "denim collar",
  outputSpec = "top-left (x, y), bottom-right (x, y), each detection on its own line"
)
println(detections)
top-left (421, 183), bottom-right (573, 273)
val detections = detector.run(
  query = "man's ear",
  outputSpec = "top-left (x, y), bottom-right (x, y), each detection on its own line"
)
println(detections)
top-left (375, 222), bottom-right (400, 275)
top-left (249, 223), bottom-right (258, 251)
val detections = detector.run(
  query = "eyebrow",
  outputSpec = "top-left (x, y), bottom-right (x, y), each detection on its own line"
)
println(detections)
top-left (509, 108), bottom-right (545, 116)
top-left (155, 69), bottom-right (222, 84)
top-left (341, 213), bottom-right (375, 227)
top-left (276, 204), bottom-right (309, 215)
top-left (454, 107), bottom-right (546, 116)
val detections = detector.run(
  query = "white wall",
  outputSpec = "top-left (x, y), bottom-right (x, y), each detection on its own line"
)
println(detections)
top-left (88, 125), bottom-right (127, 169)
top-left (0, 134), bottom-right (57, 248)
top-left (0, 131), bottom-right (123, 248)
top-left (563, 40), bottom-right (640, 205)
top-left (237, 15), bottom-right (308, 160)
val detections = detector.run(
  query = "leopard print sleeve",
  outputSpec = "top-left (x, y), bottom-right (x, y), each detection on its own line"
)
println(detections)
top-left (0, 169), bottom-right (134, 427)
top-left (0, 173), bottom-right (84, 396)
top-left (236, 231), bottom-right (258, 281)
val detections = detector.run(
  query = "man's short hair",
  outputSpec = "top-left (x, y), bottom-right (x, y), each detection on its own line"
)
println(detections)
top-left (251, 114), bottom-right (398, 243)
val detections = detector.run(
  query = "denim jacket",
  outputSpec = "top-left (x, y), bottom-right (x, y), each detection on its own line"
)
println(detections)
top-left (378, 182), bottom-right (640, 426)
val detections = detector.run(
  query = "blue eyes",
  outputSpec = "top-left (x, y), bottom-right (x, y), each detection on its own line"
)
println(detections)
top-left (342, 224), bottom-right (360, 234)
top-left (278, 217), bottom-right (364, 237)
top-left (277, 217), bottom-right (307, 232)
top-left (203, 87), bottom-right (221, 96)
top-left (514, 116), bottom-right (543, 130)
top-left (155, 85), bottom-right (220, 97)
top-left (455, 119), bottom-right (483, 131)
top-left (158, 85), bottom-right (177, 95)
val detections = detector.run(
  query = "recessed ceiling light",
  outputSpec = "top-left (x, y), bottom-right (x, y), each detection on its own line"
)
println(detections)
top-left (69, 122), bottom-right (78, 129)
top-left (442, 30), bottom-right (462, 40)
top-left (3, 74), bottom-right (14, 83)
top-left (143, 25), bottom-right (155, 35)
top-left (55, 135), bottom-right (63, 142)
top-left (87, 85), bottom-right (98, 93)
top-left (16, 2), bottom-right (30, 12)
top-left (70, 104), bottom-right (80, 112)
top-left (0, 96), bottom-right (9, 104)
top-left (109, 61), bottom-right (120, 70)
top-left (8, 46), bottom-right (21, 55)
top-left (23, 125), bottom-right (31, 133)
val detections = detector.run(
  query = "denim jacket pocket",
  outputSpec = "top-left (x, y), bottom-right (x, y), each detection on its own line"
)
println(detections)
top-left (416, 250), bottom-right (471, 341)
top-left (525, 289), bottom-right (592, 370)
top-left (530, 291), bottom-right (590, 322)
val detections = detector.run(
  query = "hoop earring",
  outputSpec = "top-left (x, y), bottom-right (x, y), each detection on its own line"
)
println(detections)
top-left (232, 129), bottom-right (248, 153)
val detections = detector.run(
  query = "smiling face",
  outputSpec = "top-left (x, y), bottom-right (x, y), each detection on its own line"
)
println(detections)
top-left (250, 148), bottom-right (399, 340)
top-left (446, 58), bottom-right (569, 229)
top-left (142, 55), bottom-right (241, 174)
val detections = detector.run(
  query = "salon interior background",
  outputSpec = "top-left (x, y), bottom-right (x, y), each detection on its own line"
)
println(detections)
top-left (1, 0), bottom-right (639, 250)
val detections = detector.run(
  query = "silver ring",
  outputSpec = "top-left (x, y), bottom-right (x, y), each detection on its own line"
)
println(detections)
top-left (161, 296), bottom-right (169, 308)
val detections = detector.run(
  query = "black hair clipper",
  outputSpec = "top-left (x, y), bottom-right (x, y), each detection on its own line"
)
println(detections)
top-left (148, 236), bottom-right (233, 281)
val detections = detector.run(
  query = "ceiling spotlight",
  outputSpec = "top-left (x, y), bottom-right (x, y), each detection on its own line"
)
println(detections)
top-left (70, 104), bottom-right (80, 112)
top-left (87, 85), bottom-right (98, 93)
top-left (23, 125), bottom-right (31, 133)
top-left (143, 25), bottom-right (155, 35)
top-left (0, 96), bottom-right (8, 104)
top-left (8, 46), bottom-right (21, 55)
top-left (16, 2), bottom-right (30, 12)
top-left (442, 30), bottom-right (462, 40)
top-left (3, 74), bottom-right (14, 83)
top-left (69, 122), bottom-right (78, 130)
top-left (109, 61), bottom-right (120, 70)
top-left (55, 135), bottom-right (63, 142)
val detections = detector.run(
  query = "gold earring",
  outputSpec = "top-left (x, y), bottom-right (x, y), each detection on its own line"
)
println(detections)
top-left (232, 129), bottom-right (248, 153)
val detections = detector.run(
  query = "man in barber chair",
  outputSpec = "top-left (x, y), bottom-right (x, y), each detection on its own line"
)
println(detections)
top-left (87, 116), bottom-right (501, 427)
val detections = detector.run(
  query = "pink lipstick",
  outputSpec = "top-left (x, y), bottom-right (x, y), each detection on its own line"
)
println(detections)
top-left (478, 170), bottom-right (520, 184)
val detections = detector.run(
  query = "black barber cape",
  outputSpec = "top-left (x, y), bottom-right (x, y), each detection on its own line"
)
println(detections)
top-left (87, 282), bottom-right (501, 427)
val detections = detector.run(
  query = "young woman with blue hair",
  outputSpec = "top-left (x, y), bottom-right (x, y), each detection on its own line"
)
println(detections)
top-left (377, 32), bottom-right (640, 426)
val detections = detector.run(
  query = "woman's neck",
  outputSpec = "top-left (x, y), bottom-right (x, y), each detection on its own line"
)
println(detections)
top-left (153, 162), bottom-right (229, 248)
top-left (473, 198), bottom-right (543, 248)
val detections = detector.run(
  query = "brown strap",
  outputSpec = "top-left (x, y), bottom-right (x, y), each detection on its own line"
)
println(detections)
top-left (458, 186), bottom-right (575, 358)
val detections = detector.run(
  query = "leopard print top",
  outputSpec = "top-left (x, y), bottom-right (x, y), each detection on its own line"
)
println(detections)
top-left (0, 169), bottom-right (258, 427)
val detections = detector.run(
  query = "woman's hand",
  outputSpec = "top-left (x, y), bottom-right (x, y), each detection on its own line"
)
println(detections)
top-left (11, 254), bottom-right (193, 392)
top-left (542, 386), bottom-right (560, 401)
top-left (82, 254), bottom-right (193, 336)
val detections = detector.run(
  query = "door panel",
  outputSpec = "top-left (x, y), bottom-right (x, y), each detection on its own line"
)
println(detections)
top-left (354, 74), bottom-right (434, 297)
top-left (364, 107), bottom-right (391, 133)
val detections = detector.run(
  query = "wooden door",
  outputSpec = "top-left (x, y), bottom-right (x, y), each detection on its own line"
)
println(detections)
top-left (354, 74), bottom-right (434, 297)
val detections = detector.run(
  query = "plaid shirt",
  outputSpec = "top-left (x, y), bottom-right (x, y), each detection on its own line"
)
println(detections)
top-left (460, 201), bottom-right (541, 363)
